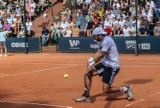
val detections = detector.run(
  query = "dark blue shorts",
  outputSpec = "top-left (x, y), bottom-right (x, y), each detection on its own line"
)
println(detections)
top-left (95, 63), bottom-right (120, 85)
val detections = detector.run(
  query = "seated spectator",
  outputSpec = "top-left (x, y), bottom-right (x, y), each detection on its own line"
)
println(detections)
top-left (72, 23), bottom-right (80, 37)
top-left (122, 23), bottom-right (131, 36)
top-left (113, 19), bottom-right (121, 36)
top-left (86, 18), bottom-right (94, 37)
top-left (154, 21), bottom-right (160, 36)
top-left (0, 20), bottom-right (4, 29)
top-left (93, 13), bottom-right (100, 27)
top-left (104, 24), bottom-right (113, 36)
top-left (79, 16), bottom-right (88, 37)
top-left (26, 18), bottom-right (33, 37)
top-left (155, 0), bottom-right (160, 18)
top-left (17, 26), bottom-right (25, 38)
top-left (113, 0), bottom-right (121, 9)
top-left (104, 17), bottom-right (112, 27)
top-left (58, 19), bottom-right (68, 37)
top-left (130, 22), bottom-right (136, 36)
top-left (42, 26), bottom-right (50, 46)
top-left (64, 26), bottom-right (72, 37)
top-left (76, 11), bottom-right (83, 28)
top-left (4, 20), bottom-right (12, 36)
top-left (138, 23), bottom-right (148, 36)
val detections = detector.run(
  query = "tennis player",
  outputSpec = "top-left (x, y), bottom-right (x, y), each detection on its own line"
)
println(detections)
top-left (75, 27), bottom-right (133, 102)
top-left (0, 28), bottom-right (7, 57)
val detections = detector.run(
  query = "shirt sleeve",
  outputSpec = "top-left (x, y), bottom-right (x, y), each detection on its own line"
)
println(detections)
top-left (101, 40), bottom-right (111, 52)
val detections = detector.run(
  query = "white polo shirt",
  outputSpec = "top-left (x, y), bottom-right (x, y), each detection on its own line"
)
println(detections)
top-left (99, 36), bottom-right (120, 68)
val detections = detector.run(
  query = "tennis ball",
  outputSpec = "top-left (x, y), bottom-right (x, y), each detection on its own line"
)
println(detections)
top-left (64, 74), bottom-right (69, 78)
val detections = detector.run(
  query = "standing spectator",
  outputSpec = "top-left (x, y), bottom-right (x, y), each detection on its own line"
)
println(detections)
top-left (42, 26), bottom-right (50, 46)
top-left (0, 28), bottom-right (7, 57)
top-left (72, 23), bottom-right (80, 37)
top-left (153, 21), bottom-right (160, 36)
top-left (138, 23), bottom-right (148, 36)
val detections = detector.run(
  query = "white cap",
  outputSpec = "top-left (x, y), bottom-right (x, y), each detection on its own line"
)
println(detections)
top-left (92, 27), bottom-right (106, 35)
top-left (114, 0), bottom-right (118, 2)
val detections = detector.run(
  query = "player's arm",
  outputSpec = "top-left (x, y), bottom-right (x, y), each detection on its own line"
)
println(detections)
top-left (87, 50), bottom-right (106, 68)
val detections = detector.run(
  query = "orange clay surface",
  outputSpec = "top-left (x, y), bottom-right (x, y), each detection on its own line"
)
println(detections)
top-left (0, 53), bottom-right (160, 108)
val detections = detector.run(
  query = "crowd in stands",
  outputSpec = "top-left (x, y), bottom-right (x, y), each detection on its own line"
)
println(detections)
top-left (0, 0), bottom-right (55, 38)
top-left (44, 0), bottom-right (160, 45)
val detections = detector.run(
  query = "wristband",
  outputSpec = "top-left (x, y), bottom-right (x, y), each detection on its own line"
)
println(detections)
top-left (88, 57), bottom-right (95, 67)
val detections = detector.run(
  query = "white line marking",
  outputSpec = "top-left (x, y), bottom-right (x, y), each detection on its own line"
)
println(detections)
top-left (0, 74), bottom-right (8, 76)
top-left (0, 65), bottom-right (78, 78)
top-left (0, 100), bottom-right (73, 108)
top-left (124, 91), bottom-right (160, 107)
top-left (124, 99), bottom-right (144, 107)
top-left (1, 60), bottom-right (160, 65)
top-left (0, 62), bottom-right (78, 65)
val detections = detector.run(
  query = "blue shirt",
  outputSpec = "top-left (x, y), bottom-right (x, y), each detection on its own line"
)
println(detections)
top-left (0, 31), bottom-right (6, 42)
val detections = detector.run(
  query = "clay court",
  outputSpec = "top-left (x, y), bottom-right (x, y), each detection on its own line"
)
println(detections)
top-left (0, 53), bottom-right (160, 108)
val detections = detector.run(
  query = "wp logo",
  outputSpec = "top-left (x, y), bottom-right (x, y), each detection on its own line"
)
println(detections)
top-left (69, 40), bottom-right (80, 47)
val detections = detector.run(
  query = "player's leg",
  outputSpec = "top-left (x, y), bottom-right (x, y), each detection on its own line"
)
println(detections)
top-left (0, 42), bottom-right (2, 56)
top-left (102, 67), bottom-right (133, 101)
top-left (75, 63), bottom-right (105, 102)
top-left (3, 42), bottom-right (7, 57)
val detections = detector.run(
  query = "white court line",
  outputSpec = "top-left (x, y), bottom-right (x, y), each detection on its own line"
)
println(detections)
top-left (1, 60), bottom-right (160, 65)
top-left (0, 61), bottom-right (160, 67)
top-left (0, 64), bottom-right (79, 78)
top-left (0, 100), bottom-right (73, 108)
top-left (0, 61), bottom-right (79, 65)
top-left (124, 91), bottom-right (160, 108)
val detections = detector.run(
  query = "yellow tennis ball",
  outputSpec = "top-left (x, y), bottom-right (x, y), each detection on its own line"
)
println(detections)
top-left (64, 74), bottom-right (69, 78)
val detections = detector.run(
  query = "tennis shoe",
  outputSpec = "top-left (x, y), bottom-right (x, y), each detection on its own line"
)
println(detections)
top-left (0, 55), bottom-right (2, 57)
top-left (75, 96), bottom-right (91, 102)
top-left (127, 85), bottom-right (133, 101)
top-left (4, 54), bottom-right (7, 57)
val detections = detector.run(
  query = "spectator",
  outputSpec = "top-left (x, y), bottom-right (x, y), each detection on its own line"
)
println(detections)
top-left (104, 24), bottom-right (113, 36)
top-left (79, 16), bottom-right (88, 37)
top-left (130, 22), bottom-right (136, 36)
top-left (17, 26), bottom-right (25, 38)
top-left (155, 0), bottom-right (160, 18)
top-left (59, 19), bottom-right (68, 37)
top-left (26, 18), bottom-right (33, 37)
top-left (86, 18), bottom-right (94, 37)
top-left (72, 23), bottom-right (80, 37)
top-left (42, 26), bottom-right (50, 46)
top-left (138, 23), bottom-right (148, 36)
top-left (122, 23), bottom-right (131, 36)
top-left (64, 26), bottom-right (72, 37)
top-left (113, 5), bottom-right (120, 18)
top-left (113, 21), bottom-right (121, 36)
top-left (153, 21), bottom-right (160, 36)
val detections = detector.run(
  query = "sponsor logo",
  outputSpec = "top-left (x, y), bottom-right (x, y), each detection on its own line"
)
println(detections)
top-left (125, 40), bottom-right (136, 49)
top-left (69, 40), bottom-right (80, 49)
top-left (139, 43), bottom-right (150, 50)
top-left (125, 41), bottom-right (150, 50)
top-left (90, 44), bottom-right (99, 49)
top-left (69, 40), bottom-right (80, 47)
top-left (11, 42), bottom-right (28, 48)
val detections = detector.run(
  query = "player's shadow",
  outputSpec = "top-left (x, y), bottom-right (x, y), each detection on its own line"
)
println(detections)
top-left (124, 78), bottom-right (153, 84)
top-left (89, 92), bottom-right (126, 103)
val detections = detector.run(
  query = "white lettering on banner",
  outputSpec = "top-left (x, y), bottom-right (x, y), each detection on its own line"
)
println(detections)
top-left (139, 43), bottom-right (150, 50)
top-left (125, 40), bottom-right (136, 49)
top-left (69, 40), bottom-right (80, 47)
top-left (90, 44), bottom-right (99, 49)
top-left (11, 42), bottom-right (28, 48)
top-left (125, 41), bottom-right (150, 50)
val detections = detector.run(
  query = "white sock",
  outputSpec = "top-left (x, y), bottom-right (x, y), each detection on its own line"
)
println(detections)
top-left (120, 86), bottom-right (128, 93)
